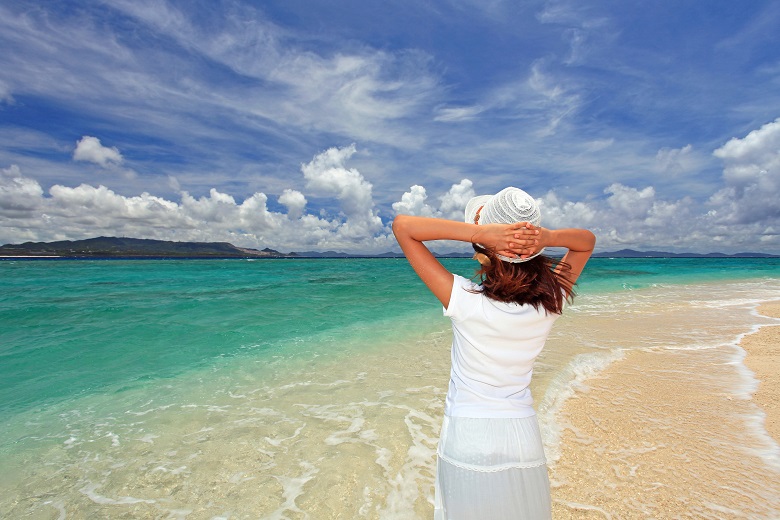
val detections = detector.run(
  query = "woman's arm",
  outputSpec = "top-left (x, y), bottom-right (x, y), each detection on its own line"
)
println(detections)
top-left (392, 215), bottom-right (535, 307)
top-left (533, 227), bottom-right (596, 286)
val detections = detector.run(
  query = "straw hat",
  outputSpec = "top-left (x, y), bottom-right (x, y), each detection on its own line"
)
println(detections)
top-left (464, 187), bottom-right (544, 263)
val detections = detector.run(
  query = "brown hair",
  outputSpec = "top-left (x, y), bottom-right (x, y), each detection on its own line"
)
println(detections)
top-left (470, 245), bottom-right (575, 314)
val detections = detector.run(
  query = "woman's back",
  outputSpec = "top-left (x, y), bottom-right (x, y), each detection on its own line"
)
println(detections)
top-left (444, 274), bottom-right (560, 418)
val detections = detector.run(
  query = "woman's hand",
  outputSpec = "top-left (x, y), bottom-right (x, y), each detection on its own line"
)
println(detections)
top-left (518, 225), bottom-right (597, 285)
top-left (511, 223), bottom-right (548, 259)
top-left (475, 222), bottom-right (540, 259)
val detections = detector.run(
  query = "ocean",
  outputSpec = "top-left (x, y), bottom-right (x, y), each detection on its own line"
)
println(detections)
top-left (1, 257), bottom-right (779, 519)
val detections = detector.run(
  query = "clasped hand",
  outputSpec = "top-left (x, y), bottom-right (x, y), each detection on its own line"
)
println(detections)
top-left (474, 222), bottom-right (543, 260)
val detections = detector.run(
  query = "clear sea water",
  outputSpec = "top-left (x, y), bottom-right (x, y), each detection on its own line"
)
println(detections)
top-left (1, 257), bottom-right (779, 518)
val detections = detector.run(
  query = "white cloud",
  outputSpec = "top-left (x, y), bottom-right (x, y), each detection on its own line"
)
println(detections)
top-left (0, 0), bottom-right (441, 175)
top-left (393, 179), bottom-right (476, 221)
top-left (278, 189), bottom-right (306, 220)
top-left (180, 189), bottom-right (238, 224)
top-left (73, 136), bottom-right (124, 167)
top-left (263, 50), bottom-right (439, 148)
top-left (537, 169), bottom-right (774, 253)
top-left (714, 118), bottom-right (780, 179)
top-left (1, 147), bottom-right (398, 250)
top-left (655, 144), bottom-right (695, 176)
top-left (0, 80), bottom-right (12, 104)
top-left (1, 153), bottom-right (777, 254)
top-left (439, 179), bottom-right (476, 220)
top-left (537, 190), bottom-right (598, 230)
top-left (301, 144), bottom-right (383, 238)
top-left (106, 1), bottom-right (440, 147)
top-left (527, 59), bottom-right (581, 137)
top-left (710, 118), bottom-right (780, 225)
top-left (393, 185), bottom-right (438, 217)
top-left (0, 165), bottom-right (44, 216)
top-left (0, 166), bottom-right (326, 250)
top-left (584, 138), bottom-right (614, 153)
top-left (604, 183), bottom-right (655, 220)
top-left (434, 105), bottom-right (486, 122)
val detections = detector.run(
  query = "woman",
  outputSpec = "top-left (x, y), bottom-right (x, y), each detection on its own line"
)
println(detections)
top-left (392, 187), bottom-right (595, 519)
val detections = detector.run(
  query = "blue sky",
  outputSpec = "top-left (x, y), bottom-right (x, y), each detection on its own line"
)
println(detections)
top-left (1, 0), bottom-right (779, 254)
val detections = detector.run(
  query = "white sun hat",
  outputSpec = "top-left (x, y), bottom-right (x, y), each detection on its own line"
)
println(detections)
top-left (464, 187), bottom-right (545, 263)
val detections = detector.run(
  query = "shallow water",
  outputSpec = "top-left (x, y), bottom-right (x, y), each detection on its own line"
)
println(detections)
top-left (1, 258), bottom-right (779, 518)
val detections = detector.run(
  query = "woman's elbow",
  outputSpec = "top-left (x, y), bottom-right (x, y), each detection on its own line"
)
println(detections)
top-left (392, 215), bottom-right (410, 237)
top-left (586, 230), bottom-right (597, 249)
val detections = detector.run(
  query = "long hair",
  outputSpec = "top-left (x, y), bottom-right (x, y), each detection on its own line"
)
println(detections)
top-left (470, 245), bottom-right (574, 314)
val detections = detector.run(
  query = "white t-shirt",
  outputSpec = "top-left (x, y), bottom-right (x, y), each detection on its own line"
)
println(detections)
top-left (443, 274), bottom-right (561, 418)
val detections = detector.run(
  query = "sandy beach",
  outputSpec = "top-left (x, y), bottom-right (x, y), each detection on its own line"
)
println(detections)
top-left (742, 302), bottom-right (780, 443)
top-left (548, 298), bottom-right (780, 519)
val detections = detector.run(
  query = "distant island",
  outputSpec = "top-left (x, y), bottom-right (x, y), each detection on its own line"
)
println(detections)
top-left (591, 249), bottom-right (778, 258)
top-left (0, 237), bottom-right (777, 259)
top-left (0, 237), bottom-right (296, 259)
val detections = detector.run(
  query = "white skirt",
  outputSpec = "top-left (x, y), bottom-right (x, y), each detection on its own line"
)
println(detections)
top-left (434, 415), bottom-right (551, 520)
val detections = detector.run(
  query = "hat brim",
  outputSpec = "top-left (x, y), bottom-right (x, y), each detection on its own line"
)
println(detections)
top-left (496, 249), bottom-right (545, 263)
top-left (464, 195), bottom-right (493, 224)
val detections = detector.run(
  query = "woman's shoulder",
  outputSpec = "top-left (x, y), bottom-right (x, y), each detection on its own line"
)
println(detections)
top-left (453, 274), bottom-right (481, 292)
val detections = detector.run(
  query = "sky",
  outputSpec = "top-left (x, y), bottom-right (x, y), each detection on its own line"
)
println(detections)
top-left (1, 0), bottom-right (779, 255)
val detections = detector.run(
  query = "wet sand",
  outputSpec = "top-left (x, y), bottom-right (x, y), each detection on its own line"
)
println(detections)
top-left (742, 302), bottom-right (780, 443)
top-left (549, 299), bottom-right (780, 519)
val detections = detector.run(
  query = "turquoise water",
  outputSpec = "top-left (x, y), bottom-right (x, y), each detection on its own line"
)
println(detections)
top-left (1, 257), bottom-right (778, 421)
top-left (575, 256), bottom-right (780, 291)
top-left (0, 258), bottom-right (429, 419)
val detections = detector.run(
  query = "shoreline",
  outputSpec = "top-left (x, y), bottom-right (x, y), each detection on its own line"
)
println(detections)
top-left (741, 301), bottom-right (780, 443)
top-left (547, 292), bottom-right (780, 518)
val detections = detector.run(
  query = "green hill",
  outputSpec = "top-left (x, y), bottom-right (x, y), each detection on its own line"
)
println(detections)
top-left (0, 237), bottom-right (295, 258)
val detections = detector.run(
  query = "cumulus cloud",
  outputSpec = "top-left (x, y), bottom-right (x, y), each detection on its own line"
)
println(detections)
top-left (528, 149), bottom-right (775, 252)
top-left (710, 118), bottom-right (780, 225)
top-left (393, 179), bottom-right (476, 221)
top-left (301, 144), bottom-right (383, 238)
top-left (605, 183), bottom-right (655, 220)
top-left (0, 165), bottom-right (311, 249)
top-left (714, 118), bottom-right (780, 168)
top-left (392, 185), bottom-right (437, 217)
top-left (537, 185), bottom-right (694, 250)
top-left (0, 146), bottom-right (393, 251)
top-left (73, 136), bottom-right (124, 167)
top-left (0, 165), bottom-right (44, 216)
top-left (439, 179), bottom-right (477, 220)
top-left (278, 189), bottom-right (306, 220)
top-left (537, 190), bottom-right (598, 230)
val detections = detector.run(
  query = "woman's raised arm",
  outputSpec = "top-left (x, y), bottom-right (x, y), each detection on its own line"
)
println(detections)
top-left (533, 227), bottom-right (596, 286)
